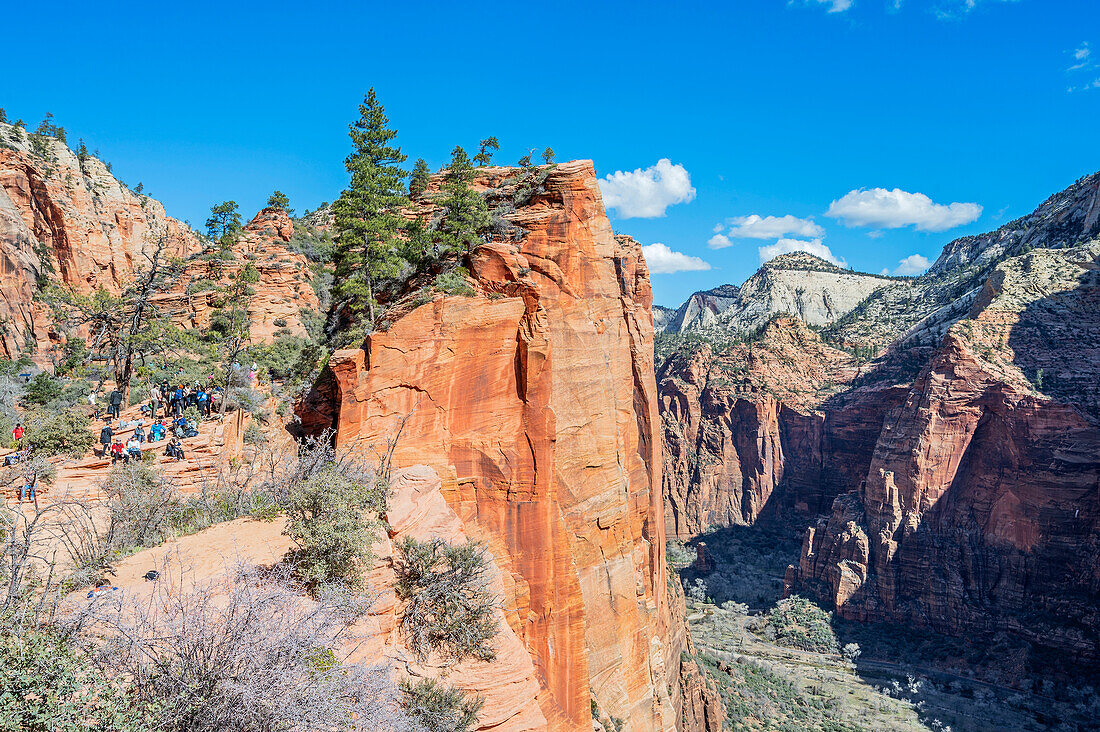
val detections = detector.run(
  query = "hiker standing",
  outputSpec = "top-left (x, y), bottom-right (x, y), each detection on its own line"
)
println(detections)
top-left (99, 423), bottom-right (113, 457)
top-left (108, 388), bottom-right (123, 419)
top-left (88, 390), bottom-right (99, 419)
top-left (148, 382), bottom-right (161, 420)
top-left (11, 424), bottom-right (24, 443)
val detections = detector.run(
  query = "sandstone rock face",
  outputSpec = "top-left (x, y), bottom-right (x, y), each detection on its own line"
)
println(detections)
top-left (659, 285), bottom-right (740, 333)
top-left (0, 126), bottom-right (317, 356)
top-left (153, 207), bottom-right (321, 342)
top-left (715, 252), bottom-right (892, 333)
top-left (0, 124), bottom-right (201, 357)
top-left (658, 317), bottom-right (905, 538)
top-left (299, 161), bottom-right (718, 731)
top-left (790, 242), bottom-right (1100, 663)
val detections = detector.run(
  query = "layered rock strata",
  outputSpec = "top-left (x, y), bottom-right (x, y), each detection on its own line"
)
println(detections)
top-left (298, 161), bottom-right (720, 731)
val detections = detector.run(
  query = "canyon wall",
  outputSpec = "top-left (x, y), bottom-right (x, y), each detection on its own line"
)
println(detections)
top-left (298, 161), bottom-right (719, 731)
top-left (789, 243), bottom-right (1100, 664)
top-left (0, 125), bottom-right (200, 356)
top-left (658, 316), bottom-right (905, 539)
top-left (0, 124), bottom-right (319, 356)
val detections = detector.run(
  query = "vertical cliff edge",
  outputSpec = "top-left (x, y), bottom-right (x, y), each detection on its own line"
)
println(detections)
top-left (298, 161), bottom-right (720, 731)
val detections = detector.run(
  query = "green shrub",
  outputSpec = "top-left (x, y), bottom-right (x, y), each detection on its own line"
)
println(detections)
top-left (283, 467), bottom-right (382, 586)
top-left (23, 408), bottom-right (95, 457)
top-left (23, 372), bottom-right (61, 406)
top-left (432, 268), bottom-right (474, 297)
top-left (400, 677), bottom-right (483, 732)
top-left (394, 536), bottom-right (499, 663)
top-left (0, 624), bottom-right (155, 731)
top-left (750, 595), bottom-right (839, 654)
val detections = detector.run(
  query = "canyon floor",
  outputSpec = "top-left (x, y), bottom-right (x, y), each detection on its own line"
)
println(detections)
top-left (671, 524), bottom-right (1100, 732)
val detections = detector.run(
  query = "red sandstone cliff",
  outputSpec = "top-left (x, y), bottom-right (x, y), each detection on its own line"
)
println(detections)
top-left (788, 243), bottom-right (1100, 665)
top-left (0, 126), bottom-right (319, 355)
top-left (0, 127), bottom-right (201, 356)
top-left (658, 317), bottom-right (905, 538)
top-left (298, 161), bottom-right (720, 731)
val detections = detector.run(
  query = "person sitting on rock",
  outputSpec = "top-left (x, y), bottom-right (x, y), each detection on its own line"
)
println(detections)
top-left (4, 447), bottom-right (28, 467)
top-left (149, 421), bottom-right (165, 442)
top-left (125, 437), bottom-right (142, 463)
top-left (110, 440), bottom-right (126, 463)
top-left (133, 424), bottom-right (146, 443)
top-left (165, 438), bottom-right (184, 461)
top-left (99, 423), bottom-right (114, 457)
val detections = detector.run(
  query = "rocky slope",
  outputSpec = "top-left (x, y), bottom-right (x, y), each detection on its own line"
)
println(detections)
top-left (659, 284), bottom-right (740, 333)
top-left (657, 169), bottom-right (1100, 674)
top-left (0, 124), bottom-right (320, 357)
top-left (0, 122), bottom-right (201, 357)
top-left (153, 206), bottom-right (322, 342)
top-left (789, 240), bottom-right (1100, 666)
top-left (298, 161), bottom-right (720, 731)
top-left (657, 252), bottom-right (895, 337)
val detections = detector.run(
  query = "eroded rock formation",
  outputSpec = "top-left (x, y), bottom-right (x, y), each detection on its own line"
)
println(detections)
top-left (0, 125), bottom-right (318, 356)
top-left (152, 207), bottom-right (321, 342)
top-left (659, 317), bottom-right (905, 538)
top-left (298, 161), bottom-right (720, 731)
top-left (789, 243), bottom-right (1100, 663)
top-left (0, 124), bottom-right (201, 356)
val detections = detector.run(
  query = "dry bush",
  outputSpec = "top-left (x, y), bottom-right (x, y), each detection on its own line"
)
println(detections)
top-left (400, 677), bottom-right (483, 732)
top-left (74, 562), bottom-right (414, 732)
top-left (393, 536), bottom-right (499, 663)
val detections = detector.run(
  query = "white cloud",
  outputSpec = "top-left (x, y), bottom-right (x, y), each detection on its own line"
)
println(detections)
top-left (1070, 42), bottom-right (1091, 70)
top-left (707, 233), bottom-right (733, 249)
top-left (886, 254), bottom-right (932, 276)
top-left (826, 188), bottom-right (982, 232)
top-left (642, 242), bottom-right (712, 274)
top-left (759, 238), bottom-right (847, 267)
top-left (935, 0), bottom-right (1020, 19)
top-left (792, 0), bottom-right (853, 12)
top-left (712, 214), bottom-right (825, 244)
top-left (599, 159), bottom-right (696, 218)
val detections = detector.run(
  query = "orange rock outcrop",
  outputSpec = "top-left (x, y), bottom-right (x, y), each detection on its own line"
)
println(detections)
top-left (0, 127), bottom-right (318, 355)
top-left (153, 207), bottom-right (321, 342)
top-left (788, 244), bottom-right (1100, 665)
top-left (0, 131), bottom-right (201, 356)
top-left (298, 161), bottom-right (720, 731)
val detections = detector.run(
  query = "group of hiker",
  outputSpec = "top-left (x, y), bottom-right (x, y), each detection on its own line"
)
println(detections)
top-left (99, 413), bottom-right (197, 463)
top-left (97, 381), bottom-right (220, 422)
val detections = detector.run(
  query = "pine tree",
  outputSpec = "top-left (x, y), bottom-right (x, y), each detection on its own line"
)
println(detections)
top-left (267, 190), bottom-right (293, 214)
top-left (438, 146), bottom-right (490, 256)
top-left (206, 201), bottom-right (242, 242)
top-left (0, 108), bottom-right (7, 124)
top-left (517, 154), bottom-right (533, 169)
top-left (409, 158), bottom-right (431, 198)
top-left (331, 89), bottom-right (409, 326)
top-left (473, 137), bottom-right (499, 167)
top-left (541, 147), bottom-right (555, 164)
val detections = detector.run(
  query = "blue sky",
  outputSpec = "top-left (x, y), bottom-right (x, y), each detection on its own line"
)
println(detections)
top-left (3, 0), bottom-right (1098, 306)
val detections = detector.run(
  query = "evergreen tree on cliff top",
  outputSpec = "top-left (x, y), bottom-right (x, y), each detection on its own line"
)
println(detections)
top-left (331, 89), bottom-right (408, 326)
top-left (408, 158), bottom-right (431, 199)
top-left (438, 146), bottom-right (490, 255)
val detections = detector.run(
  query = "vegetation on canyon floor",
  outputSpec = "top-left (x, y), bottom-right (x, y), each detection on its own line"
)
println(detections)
top-left (670, 525), bottom-right (1100, 732)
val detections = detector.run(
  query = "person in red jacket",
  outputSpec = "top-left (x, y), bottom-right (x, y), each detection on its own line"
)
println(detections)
top-left (11, 424), bottom-right (24, 442)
